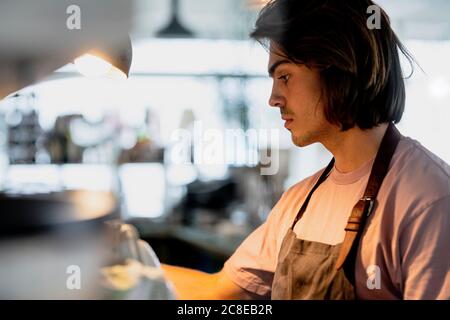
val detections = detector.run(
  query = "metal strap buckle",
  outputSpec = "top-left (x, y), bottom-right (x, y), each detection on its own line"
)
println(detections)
top-left (361, 196), bottom-right (375, 217)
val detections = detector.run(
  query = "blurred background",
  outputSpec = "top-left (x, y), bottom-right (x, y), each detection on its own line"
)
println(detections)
top-left (0, 0), bottom-right (449, 298)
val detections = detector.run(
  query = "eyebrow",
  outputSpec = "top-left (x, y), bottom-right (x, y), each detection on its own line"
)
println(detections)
top-left (268, 59), bottom-right (291, 78)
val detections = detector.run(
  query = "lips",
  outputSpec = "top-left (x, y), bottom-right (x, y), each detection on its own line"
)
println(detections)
top-left (281, 115), bottom-right (294, 129)
top-left (284, 119), bottom-right (293, 129)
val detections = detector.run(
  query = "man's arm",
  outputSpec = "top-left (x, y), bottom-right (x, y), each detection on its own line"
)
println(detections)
top-left (160, 195), bottom-right (288, 300)
top-left (400, 196), bottom-right (450, 299)
top-left (161, 264), bottom-right (254, 300)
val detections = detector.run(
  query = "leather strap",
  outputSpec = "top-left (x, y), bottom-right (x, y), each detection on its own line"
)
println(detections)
top-left (290, 158), bottom-right (335, 229)
top-left (335, 123), bottom-right (401, 276)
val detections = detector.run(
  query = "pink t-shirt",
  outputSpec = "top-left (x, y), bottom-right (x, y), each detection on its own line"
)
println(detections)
top-left (223, 136), bottom-right (450, 299)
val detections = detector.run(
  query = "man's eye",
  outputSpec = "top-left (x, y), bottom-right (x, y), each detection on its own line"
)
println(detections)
top-left (278, 75), bottom-right (290, 82)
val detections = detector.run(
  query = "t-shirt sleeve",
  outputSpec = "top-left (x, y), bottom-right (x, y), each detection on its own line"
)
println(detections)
top-left (223, 191), bottom-right (291, 298)
top-left (400, 196), bottom-right (450, 300)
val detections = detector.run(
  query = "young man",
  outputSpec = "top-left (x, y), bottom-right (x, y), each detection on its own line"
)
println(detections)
top-left (162, 0), bottom-right (450, 299)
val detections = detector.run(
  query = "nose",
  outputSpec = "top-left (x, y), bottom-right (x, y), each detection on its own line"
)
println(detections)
top-left (268, 84), bottom-right (284, 108)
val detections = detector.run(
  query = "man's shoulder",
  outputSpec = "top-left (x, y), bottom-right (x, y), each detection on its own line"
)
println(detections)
top-left (283, 166), bottom-right (328, 198)
top-left (385, 136), bottom-right (450, 215)
top-left (395, 136), bottom-right (450, 176)
top-left (391, 136), bottom-right (450, 193)
top-left (268, 166), bottom-right (329, 225)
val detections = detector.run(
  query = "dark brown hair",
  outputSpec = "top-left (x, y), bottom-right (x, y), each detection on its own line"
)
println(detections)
top-left (251, 0), bottom-right (415, 130)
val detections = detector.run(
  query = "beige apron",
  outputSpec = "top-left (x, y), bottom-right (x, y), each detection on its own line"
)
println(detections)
top-left (271, 123), bottom-right (401, 299)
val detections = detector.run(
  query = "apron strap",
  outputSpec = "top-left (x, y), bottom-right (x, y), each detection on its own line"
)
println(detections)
top-left (335, 123), bottom-right (401, 274)
top-left (290, 158), bottom-right (335, 229)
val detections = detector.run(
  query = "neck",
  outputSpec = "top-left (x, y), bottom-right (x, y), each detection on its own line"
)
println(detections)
top-left (322, 123), bottom-right (389, 173)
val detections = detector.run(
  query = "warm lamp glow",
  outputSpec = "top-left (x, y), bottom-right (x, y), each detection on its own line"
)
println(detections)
top-left (74, 54), bottom-right (127, 80)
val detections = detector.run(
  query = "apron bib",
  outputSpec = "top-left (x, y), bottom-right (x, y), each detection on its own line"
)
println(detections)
top-left (272, 123), bottom-right (401, 299)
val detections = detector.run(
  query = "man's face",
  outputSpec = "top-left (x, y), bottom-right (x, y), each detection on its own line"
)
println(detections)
top-left (268, 44), bottom-right (333, 147)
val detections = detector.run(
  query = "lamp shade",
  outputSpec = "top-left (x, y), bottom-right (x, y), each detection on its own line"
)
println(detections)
top-left (0, 0), bottom-right (133, 99)
top-left (75, 35), bottom-right (133, 79)
top-left (156, 0), bottom-right (194, 38)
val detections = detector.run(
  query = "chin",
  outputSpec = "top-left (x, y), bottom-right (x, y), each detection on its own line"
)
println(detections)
top-left (291, 131), bottom-right (315, 147)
